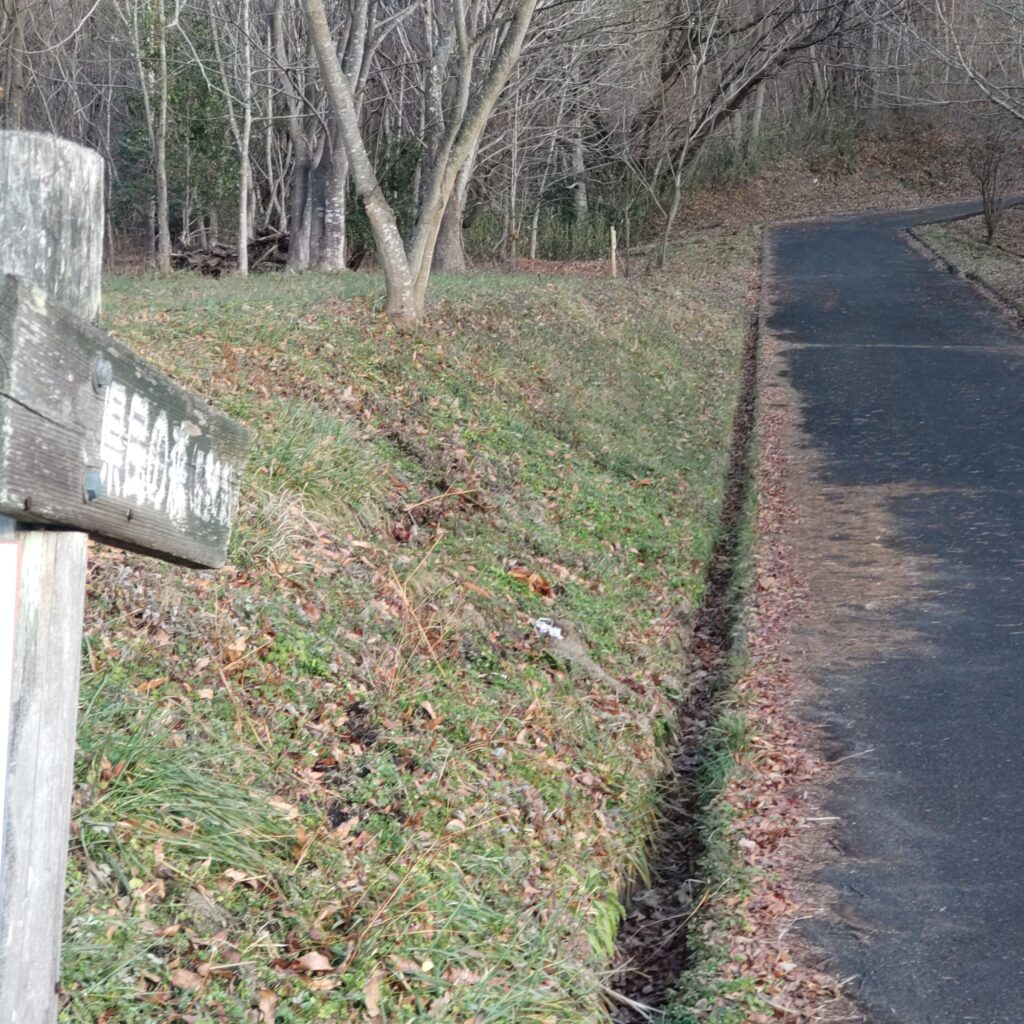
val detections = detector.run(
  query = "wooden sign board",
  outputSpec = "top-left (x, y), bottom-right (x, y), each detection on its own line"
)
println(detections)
top-left (0, 274), bottom-right (249, 568)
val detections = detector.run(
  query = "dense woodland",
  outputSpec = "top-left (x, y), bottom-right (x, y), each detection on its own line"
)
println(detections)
top-left (1, 0), bottom-right (1021, 317)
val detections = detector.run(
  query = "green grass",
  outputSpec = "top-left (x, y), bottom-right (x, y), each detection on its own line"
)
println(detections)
top-left (63, 236), bottom-right (754, 1023)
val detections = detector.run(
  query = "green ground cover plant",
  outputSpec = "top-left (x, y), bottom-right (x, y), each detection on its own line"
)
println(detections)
top-left (62, 230), bottom-right (753, 1023)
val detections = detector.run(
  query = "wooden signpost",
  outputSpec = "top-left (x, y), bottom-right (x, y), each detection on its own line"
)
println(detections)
top-left (0, 131), bottom-right (250, 1022)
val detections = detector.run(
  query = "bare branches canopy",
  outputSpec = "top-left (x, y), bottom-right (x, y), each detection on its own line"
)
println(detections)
top-left (2, 0), bottom-right (1018, 317)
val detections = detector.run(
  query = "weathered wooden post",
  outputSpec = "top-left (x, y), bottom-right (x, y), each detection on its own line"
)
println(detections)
top-left (0, 131), bottom-right (249, 1022)
top-left (610, 225), bottom-right (618, 279)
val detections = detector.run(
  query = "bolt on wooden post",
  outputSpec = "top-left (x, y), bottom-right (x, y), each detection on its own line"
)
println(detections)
top-left (0, 131), bottom-right (249, 1022)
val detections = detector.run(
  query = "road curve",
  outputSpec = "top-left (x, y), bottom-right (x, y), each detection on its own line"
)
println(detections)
top-left (765, 200), bottom-right (1024, 1024)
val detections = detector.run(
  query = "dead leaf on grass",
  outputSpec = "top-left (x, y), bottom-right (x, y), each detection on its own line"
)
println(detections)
top-left (296, 951), bottom-right (333, 973)
top-left (258, 989), bottom-right (277, 1023)
top-left (391, 956), bottom-right (422, 975)
top-left (225, 635), bottom-right (247, 658)
top-left (134, 676), bottom-right (168, 694)
top-left (268, 795), bottom-right (299, 819)
top-left (364, 969), bottom-right (384, 1016)
top-left (169, 967), bottom-right (202, 991)
top-left (508, 566), bottom-right (553, 598)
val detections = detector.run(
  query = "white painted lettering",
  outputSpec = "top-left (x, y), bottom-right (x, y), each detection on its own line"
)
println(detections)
top-left (98, 382), bottom-right (235, 529)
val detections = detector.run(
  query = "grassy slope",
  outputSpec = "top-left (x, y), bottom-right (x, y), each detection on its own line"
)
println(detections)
top-left (62, 232), bottom-right (753, 1024)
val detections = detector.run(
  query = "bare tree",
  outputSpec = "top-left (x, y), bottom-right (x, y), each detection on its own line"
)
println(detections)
top-left (304, 0), bottom-right (540, 322)
top-left (966, 114), bottom-right (1017, 243)
top-left (610, 0), bottom-right (852, 266)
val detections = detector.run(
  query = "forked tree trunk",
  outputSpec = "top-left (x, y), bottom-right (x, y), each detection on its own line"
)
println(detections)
top-left (305, 0), bottom-right (538, 322)
top-left (305, 0), bottom-right (418, 319)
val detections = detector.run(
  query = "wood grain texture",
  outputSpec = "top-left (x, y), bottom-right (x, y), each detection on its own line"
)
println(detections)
top-left (0, 532), bottom-right (88, 1024)
top-left (0, 274), bottom-right (250, 568)
top-left (0, 130), bottom-right (97, 1024)
top-left (0, 132), bottom-right (103, 322)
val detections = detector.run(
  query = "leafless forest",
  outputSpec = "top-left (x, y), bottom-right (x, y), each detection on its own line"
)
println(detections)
top-left (1, 0), bottom-right (1019, 317)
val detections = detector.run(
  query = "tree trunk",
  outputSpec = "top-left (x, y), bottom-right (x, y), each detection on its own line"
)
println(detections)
top-left (274, 0), bottom-right (312, 272)
top-left (305, 0), bottom-right (418, 320)
top-left (237, 0), bottom-right (253, 276)
top-left (656, 176), bottom-right (683, 269)
top-left (406, 0), bottom-right (540, 300)
top-left (155, 0), bottom-right (172, 273)
top-left (316, 129), bottom-right (348, 270)
top-left (508, 188), bottom-right (519, 271)
top-left (433, 160), bottom-right (472, 273)
top-left (572, 127), bottom-right (588, 222)
top-left (286, 150), bottom-right (311, 270)
top-left (750, 81), bottom-right (767, 147)
top-left (2, 2), bottom-right (26, 129)
top-left (305, 0), bottom-right (537, 320)
top-left (731, 108), bottom-right (745, 153)
top-left (146, 196), bottom-right (156, 268)
top-left (434, 199), bottom-right (466, 273)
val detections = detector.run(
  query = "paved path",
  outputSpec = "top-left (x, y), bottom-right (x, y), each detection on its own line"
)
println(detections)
top-left (765, 202), bottom-right (1024, 1024)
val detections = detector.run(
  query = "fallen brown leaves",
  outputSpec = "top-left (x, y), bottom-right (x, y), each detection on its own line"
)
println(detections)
top-left (694, 340), bottom-right (863, 1022)
top-left (72, 253), bottom-right (756, 1023)
top-left (508, 564), bottom-right (555, 599)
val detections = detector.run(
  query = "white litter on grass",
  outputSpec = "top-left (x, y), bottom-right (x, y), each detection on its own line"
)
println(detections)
top-left (533, 617), bottom-right (564, 640)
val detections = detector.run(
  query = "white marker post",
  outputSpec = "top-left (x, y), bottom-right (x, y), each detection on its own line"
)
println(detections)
top-left (0, 131), bottom-right (249, 1023)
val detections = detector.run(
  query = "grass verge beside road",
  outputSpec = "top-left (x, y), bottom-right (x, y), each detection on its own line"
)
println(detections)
top-left (62, 231), bottom-right (753, 1024)
top-left (914, 220), bottom-right (1024, 315)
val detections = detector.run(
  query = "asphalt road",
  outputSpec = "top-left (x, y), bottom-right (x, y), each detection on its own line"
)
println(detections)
top-left (765, 201), bottom-right (1024, 1024)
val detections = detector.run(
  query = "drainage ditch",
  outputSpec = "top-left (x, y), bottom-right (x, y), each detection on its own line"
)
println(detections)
top-left (609, 283), bottom-right (761, 1021)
